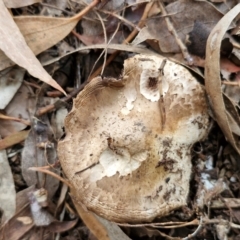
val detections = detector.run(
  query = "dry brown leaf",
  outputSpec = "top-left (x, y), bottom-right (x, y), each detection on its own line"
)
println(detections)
top-left (46, 218), bottom-right (78, 233)
top-left (94, 215), bottom-right (131, 240)
top-left (0, 0), bottom-right (65, 94)
top-left (14, 16), bottom-right (78, 59)
top-left (0, 67), bottom-right (25, 110)
top-left (205, 3), bottom-right (240, 154)
top-left (72, 193), bottom-right (130, 240)
top-left (0, 186), bottom-right (35, 240)
top-left (72, 195), bottom-right (111, 240)
top-left (223, 93), bottom-right (240, 136)
top-left (145, 0), bottom-right (222, 53)
top-left (0, 0), bottom-right (99, 73)
top-left (0, 148), bottom-right (16, 223)
top-left (0, 129), bottom-right (30, 150)
top-left (3, 0), bottom-right (41, 8)
top-left (0, 0), bottom-right (100, 93)
top-left (0, 84), bottom-right (32, 138)
top-left (21, 118), bottom-right (59, 198)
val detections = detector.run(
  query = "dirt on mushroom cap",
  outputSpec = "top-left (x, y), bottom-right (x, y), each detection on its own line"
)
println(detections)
top-left (58, 54), bottom-right (210, 223)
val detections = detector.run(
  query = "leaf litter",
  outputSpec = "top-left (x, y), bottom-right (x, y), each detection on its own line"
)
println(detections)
top-left (0, 0), bottom-right (240, 239)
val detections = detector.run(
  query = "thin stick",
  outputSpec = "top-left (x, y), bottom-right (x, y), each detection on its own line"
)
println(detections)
top-left (222, 80), bottom-right (240, 86)
top-left (29, 166), bottom-right (72, 188)
top-left (182, 217), bottom-right (203, 240)
top-left (100, 9), bottom-right (141, 31)
top-left (70, 0), bottom-right (101, 21)
top-left (158, 59), bottom-right (167, 130)
top-left (36, 82), bottom-right (86, 116)
top-left (117, 218), bottom-right (199, 228)
top-left (0, 113), bottom-right (30, 126)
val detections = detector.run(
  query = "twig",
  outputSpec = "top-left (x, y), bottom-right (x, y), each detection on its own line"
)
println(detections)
top-left (156, 231), bottom-right (181, 240)
top-left (211, 198), bottom-right (240, 209)
top-left (182, 217), bottom-right (203, 240)
top-left (79, 9), bottom-right (111, 78)
top-left (0, 113), bottom-right (30, 126)
top-left (99, 9), bottom-right (141, 31)
top-left (157, 1), bottom-right (193, 64)
top-left (230, 222), bottom-right (240, 229)
top-left (29, 166), bottom-right (72, 188)
top-left (117, 218), bottom-right (199, 228)
top-left (24, 80), bottom-right (41, 89)
top-left (35, 82), bottom-right (86, 116)
top-left (222, 80), bottom-right (240, 86)
top-left (32, 0), bottom-right (100, 116)
top-left (158, 59), bottom-right (167, 130)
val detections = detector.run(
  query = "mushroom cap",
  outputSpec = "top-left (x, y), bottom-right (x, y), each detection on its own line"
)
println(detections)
top-left (58, 54), bottom-right (210, 223)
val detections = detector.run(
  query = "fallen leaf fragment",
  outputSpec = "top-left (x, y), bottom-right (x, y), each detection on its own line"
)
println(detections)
top-left (145, 0), bottom-right (222, 53)
top-left (3, 0), bottom-right (41, 8)
top-left (0, 186), bottom-right (35, 240)
top-left (72, 196), bottom-right (110, 240)
top-left (0, 147), bottom-right (16, 223)
top-left (95, 214), bottom-right (131, 240)
top-left (21, 118), bottom-right (59, 198)
top-left (0, 16), bottom-right (78, 71)
top-left (0, 130), bottom-right (30, 150)
top-left (16, 216), bottom-right (33, 225)
top-left (0, 67), bottom-right (25, 109)
top-left (220, 57), bottom-right (240, 73)
top-left (0, 0), bottom-right (100, 78)
top-left (0, 84), bottom-right (32, 138)
top-left (46, 218), bottom-right (78, 233)
top-left (223, 94), bottom-right (240, 136)
top-left (205, 3), bottom-right (240, 154)
top-left (0, 0), bottom-right (65, 94)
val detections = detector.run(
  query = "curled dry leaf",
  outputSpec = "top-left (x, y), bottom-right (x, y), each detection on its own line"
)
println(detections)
top-left (205, 3), bottom-right (240, 154)
top-left (0, 0), bottom-right (65, 94)
top-left (58, 54), bottom-right (210, 222)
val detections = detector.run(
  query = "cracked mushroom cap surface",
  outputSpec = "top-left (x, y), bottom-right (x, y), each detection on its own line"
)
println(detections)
top-left (58, 54), bottom-right (210, 223)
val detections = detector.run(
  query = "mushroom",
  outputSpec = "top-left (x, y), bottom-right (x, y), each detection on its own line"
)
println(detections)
top-left (58, 54), bottom-right (210, 223)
